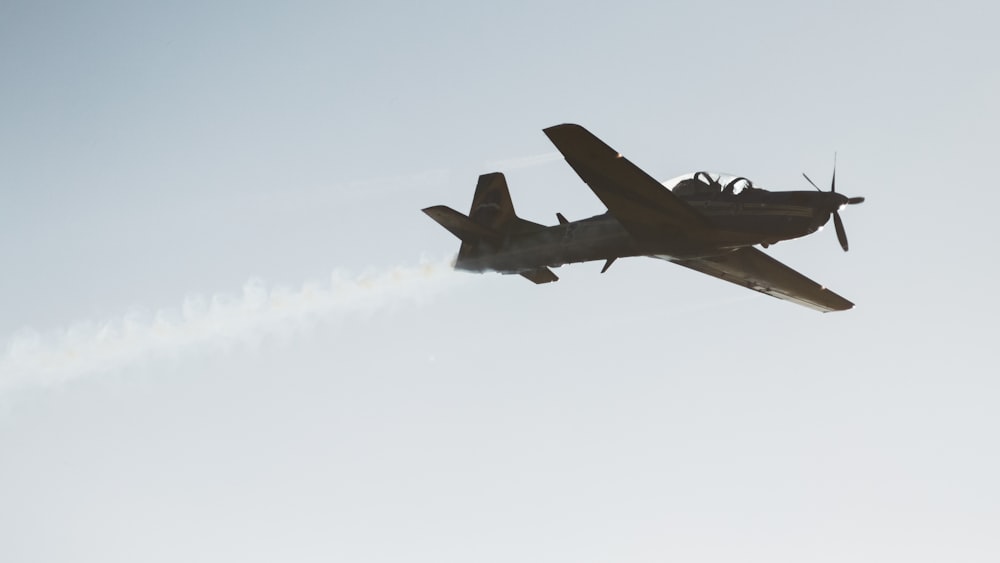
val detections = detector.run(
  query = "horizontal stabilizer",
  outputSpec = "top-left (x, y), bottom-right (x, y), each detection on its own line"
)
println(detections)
top-left (422, 205), bottom-right (501, 244)
top-left (519, 267), bottom-right (559, 284)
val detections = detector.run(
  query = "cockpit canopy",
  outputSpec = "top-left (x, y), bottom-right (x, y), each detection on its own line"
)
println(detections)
top-left (664, 171), bottom-right (761, 196)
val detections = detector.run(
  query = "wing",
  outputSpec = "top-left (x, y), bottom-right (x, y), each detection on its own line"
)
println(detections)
top-left (667, 247), bottom-right (854, 312)
top-left (543, 123), bottom-right (709, 242)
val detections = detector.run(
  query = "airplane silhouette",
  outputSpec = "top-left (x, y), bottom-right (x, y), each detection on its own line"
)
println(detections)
top-left (424, 124), bottom-right (864, 312)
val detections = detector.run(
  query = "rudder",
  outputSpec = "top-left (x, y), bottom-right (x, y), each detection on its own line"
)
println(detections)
top-left (469, 172), bottom-right (545, 235)
top-left (423, 172), bottom-right (547, 267)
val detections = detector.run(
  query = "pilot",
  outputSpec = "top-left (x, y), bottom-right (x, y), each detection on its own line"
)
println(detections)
top-left (723, 176), bottom-right (753, 195)
top-left (694, 171), bottom-right (722, 192)
top-left (674, 172), bottom-right (724, 197)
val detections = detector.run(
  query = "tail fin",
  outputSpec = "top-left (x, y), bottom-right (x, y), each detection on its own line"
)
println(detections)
top-left (423, 172), bottom-right (547, 267)
top-left (468, 173), bottom-right (544, 235)
top-left (423, 172), bottom-right (544, 243)
top-left (468, 172), bottom-right (517, 231)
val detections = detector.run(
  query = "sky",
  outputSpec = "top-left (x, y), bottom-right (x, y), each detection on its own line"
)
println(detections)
top-left (2, 1), bottom-right (999, 561)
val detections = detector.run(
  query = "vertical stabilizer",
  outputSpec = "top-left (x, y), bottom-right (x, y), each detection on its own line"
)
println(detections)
top-left (469, 172), bottom-right (517, 231)
top-left (424, 172), bottom-right (547, 268)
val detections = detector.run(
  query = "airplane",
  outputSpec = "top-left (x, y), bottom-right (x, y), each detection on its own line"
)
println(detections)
top-left (422, 124), bottom-right (865, 312)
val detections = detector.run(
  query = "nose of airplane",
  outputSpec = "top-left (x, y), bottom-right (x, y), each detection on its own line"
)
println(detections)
top-left (830, 192), bottom-right (865, 210)
top-left (803, 157), bottom-right (866, 251)
top-left (831, 192), bottom-right (850, 210)
top-left (827, 192), bottom-right (864, 252)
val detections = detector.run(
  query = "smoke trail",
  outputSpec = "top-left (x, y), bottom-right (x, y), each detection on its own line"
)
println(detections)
top-left (0, 258), bottom-right (462, 393)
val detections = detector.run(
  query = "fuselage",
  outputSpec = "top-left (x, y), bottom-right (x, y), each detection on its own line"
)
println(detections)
top-left (456, 185), bottom-right (847, 274)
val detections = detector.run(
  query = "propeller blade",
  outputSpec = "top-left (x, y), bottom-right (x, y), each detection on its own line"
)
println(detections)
top-left (848, 196), bottom-right (865, 205)
top-left (802, 173), bottom-right (821, 192)
top-left (833, 211), bottom-right (849, 251)
top-left (831, 152), bottom-right (837, 193)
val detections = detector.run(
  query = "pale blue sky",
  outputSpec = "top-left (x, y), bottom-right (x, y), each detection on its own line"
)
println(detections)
top-left (2, 2), bottom-right (999, 562)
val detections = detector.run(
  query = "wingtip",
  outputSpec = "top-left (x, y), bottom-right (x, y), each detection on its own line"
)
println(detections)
top-left (542, 123), bottom-right (617, 161)
top-left (543, 122), bottom-right (581, 130)
top-left (542, 123), bottom-right (586, 137)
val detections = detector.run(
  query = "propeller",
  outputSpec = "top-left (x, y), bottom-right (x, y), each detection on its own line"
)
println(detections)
top-left (802, 154), bottom-right (864, 252)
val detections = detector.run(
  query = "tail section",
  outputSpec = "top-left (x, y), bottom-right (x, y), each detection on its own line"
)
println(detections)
top-left (422, 172), bottom-right (545, 247)
top-left (423, 172), bottom-right (555, 282)
top-left (421, 206), bottom-right (501, 245)
top-left (468, 173), bottom-right (546, 234)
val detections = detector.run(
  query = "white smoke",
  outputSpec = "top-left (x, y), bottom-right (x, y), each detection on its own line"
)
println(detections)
top-left (0, 258), bottom-right (462, 393)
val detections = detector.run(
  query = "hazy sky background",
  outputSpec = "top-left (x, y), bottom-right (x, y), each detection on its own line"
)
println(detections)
top-left (2, 1), bottom-right (999, 562)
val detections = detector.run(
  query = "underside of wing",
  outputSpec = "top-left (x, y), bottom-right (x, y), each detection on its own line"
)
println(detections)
top-left (543, 124), bottom-right (708, 242)
top-left (667, 247), bottom-right (854, 312)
